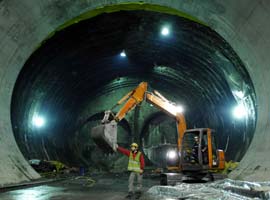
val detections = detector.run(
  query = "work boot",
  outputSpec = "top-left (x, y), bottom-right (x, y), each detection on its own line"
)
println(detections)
top-left (135, 191), bottom-right (142, 199)
top-left (125, 192), bottom-right (133, 199)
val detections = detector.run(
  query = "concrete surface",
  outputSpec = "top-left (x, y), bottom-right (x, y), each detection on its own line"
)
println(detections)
top-left (0, 0), bottom-right (270, 185)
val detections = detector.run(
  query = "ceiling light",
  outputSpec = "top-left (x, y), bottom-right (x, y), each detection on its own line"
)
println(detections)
top-left (176, 105), bottom-right (184, 113)
top-left (167, 150), bottom-right (177, 160)
top-left (32, 115), bottom-right (45, 128)
top-left (233, 104), bottom-right (247, 119)
top-left (120, 51), bottom-right (126, 57)
top-left (161, 27), bottom-right (170, 36)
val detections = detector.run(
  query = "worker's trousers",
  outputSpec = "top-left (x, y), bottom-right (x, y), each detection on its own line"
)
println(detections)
top-left (128, 172), bottom-right (143, 193)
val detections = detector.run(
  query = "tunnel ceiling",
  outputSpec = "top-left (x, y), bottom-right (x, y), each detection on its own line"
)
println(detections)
top-left (11, 10), bottom-right (256, 164)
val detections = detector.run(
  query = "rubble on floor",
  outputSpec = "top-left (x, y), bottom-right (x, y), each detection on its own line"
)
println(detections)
top-left (144, 179), bottom-right (270, 200)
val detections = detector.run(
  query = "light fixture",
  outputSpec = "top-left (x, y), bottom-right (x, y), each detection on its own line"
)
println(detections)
top-left (167, 150), bottom-right (177, 160)
top-left (161, 27), bottom-right (170, 36)
top-left (32, 115), bottom-right (45, 128)
top-left (233, 104), bottom-right (247, 119)
top-left (176, 105), bottom-right (184, 113)
top-left (120, 50), bottom-right (126, 57)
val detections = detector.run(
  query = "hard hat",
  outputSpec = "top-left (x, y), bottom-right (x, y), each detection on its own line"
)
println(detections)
top-left (130, 143), bottom-right (138, 148)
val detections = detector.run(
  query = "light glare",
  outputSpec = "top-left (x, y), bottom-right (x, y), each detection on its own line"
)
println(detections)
top-left (233, 104), bottom-right (247, 119)
top-left (167, 150), bottom-right (177, 160)
top-left (176, 106), bottom-right (184, 113)
top-left (161, 27), bottom-right (170, 36)
top-left (234, 91), bottom-right (245, 99)
top-left (120, 51), bottom-right (126, 57)
top-left (32, 116), bottom-right (45, 127)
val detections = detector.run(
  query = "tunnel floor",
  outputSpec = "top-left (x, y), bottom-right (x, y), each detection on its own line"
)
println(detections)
top-left (1, 173), bottom-right (270, 200)
top-left (0, 173), bottom-right (160, 200)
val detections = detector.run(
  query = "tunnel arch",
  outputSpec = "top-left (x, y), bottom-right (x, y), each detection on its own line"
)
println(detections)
top-left (140, 112), bottom-right (178, 147)
top-left (0, 1), bottom-right (269, 185)
top-left (11, 9), bottom-right (255, 167)
top-left (139, 111), bottom-right (178, 167)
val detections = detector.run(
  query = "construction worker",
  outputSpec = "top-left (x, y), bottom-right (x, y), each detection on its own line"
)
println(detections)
top-left (115, 143), bottom-right (145, 199)
top-left (192, 136), bottom-right (207, 163)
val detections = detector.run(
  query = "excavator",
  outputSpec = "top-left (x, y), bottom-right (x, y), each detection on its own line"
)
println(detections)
top-left (91, 82), bottom-right (226, 184)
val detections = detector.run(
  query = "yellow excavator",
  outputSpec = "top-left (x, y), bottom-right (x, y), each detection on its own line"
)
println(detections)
top-left (91, 82), bottom-right (226, 184)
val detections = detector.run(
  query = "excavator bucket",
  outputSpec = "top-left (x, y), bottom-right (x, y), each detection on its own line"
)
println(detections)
top-left (91, 121), bottom-right (117, 154)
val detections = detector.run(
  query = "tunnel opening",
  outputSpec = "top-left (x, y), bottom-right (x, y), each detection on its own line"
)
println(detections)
top-left (10, 7), bottom-right (256, 176)
top-left (140, 112), bottom-right (178, 168)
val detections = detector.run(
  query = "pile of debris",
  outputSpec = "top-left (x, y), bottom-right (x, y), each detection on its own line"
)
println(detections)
top-left (144, 179), bottom-right (270, 200)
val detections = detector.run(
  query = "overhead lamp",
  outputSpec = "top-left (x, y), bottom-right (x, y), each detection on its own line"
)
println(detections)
top-left (167, 150), bottom-right (177, 160)
top-left (161, 27), bottom-right (170, 36)
top-left (120, 50), bottom-right (126, 57)
top-left (176, 105), bottom-right (184, 113)
top-left (233, 104), bottom-right (247, 119)
top-left (32, 115), bottom-right (45, 128)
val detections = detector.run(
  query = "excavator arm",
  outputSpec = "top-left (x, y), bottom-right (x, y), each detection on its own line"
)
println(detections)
top-left (114, 82), bottom-right (148, 122)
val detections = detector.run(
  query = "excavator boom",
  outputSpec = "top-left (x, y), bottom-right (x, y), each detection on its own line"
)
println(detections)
top-left (114, 82), bottom-right (147, 122)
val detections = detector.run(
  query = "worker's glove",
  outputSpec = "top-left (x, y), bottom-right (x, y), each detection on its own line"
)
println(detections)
top-left (113, 143), bottom-right (118, 152)
top-left (140, 169), bottom-right (144, 174)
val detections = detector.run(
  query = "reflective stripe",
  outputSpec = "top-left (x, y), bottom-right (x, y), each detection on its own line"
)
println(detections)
top-left (128, 151), bottom-right (141, 173)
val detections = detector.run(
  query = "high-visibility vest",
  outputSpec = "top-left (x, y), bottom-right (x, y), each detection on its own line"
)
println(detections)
top-left (128, 151), bottom-right (141, 173)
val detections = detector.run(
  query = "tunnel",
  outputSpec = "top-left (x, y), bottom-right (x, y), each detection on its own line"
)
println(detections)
top-left (0, 0), bottom-right (269, 196)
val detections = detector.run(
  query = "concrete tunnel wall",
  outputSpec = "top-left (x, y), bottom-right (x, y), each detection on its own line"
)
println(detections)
top-left (0, 0), bottom-right (269, 185)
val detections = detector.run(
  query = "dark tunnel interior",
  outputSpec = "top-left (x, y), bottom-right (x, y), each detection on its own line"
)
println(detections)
top-left (11, 10), bottom-right (257, 172)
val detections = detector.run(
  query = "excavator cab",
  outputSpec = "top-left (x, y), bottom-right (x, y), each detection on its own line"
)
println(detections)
top-left (180, 128), bottom-right (225, 173)
top-left (161, 128), bottom-right (226, 185)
